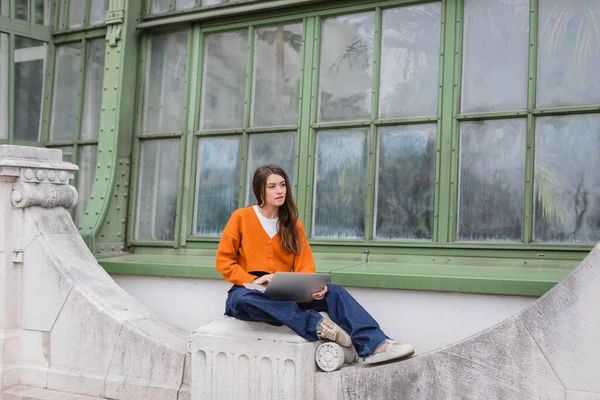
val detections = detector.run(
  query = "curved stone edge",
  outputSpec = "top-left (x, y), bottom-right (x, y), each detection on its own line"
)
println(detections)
top-left (318, 243), bottom-right (600, 400)
top-left (16, 207), bottom-right (190, 400)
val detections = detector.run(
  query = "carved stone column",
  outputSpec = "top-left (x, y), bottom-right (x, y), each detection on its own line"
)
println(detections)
top-left (0, 145), bottom-right (77, 389)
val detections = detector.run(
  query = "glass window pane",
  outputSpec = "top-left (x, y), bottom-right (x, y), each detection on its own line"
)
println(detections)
top-left (193, 136), bottom-right (241, 236)
top-left (89, 0), bottom-right (108, 25)
top-left (135, 139), bottom-right (181, 241)
top-left (0, 34), bottom-right (8, 140)
top-left (200, 30), bottom-right (248, 130)
top-left (34, 0), bottom-right (49, 25)
top-left (57, 146), bottom-right (74, 163)
top-left (457, 119), bottom-right (526, 241)
top-left (176, 0), bottom-right (195, 10)
top-left (379, 3), bottom-right (442, 119)
top-left (143, 30), bottom-right (188, 134)
top-left (375, 125), bottom-right (437, 240)
top-left (251, 23), bottom-right (303, 127)
top-left (80, 39), bottom-right (106, 140)
top-left (74, 145), bottom-right (98, 225)
top-left (1, 0), bottom-right (8, 16)
top-left (312, 129), bottom-right (368, 238)
top-left (50, 43), bottom-right (82, 142)
top-left (534, 115), bottom-right (600, 243)
top-left (151, 0), bottom-right (170, 14)
top-left (537, 0), bottom-right (600, 107)
top-left (68, 0), bottom-right (84, 28)
top-left (245, 132), bottom-right (296, 205)
top-left (462, 0), bottom-right (529, 113)
top-left (16, 0), bottom-right (28, 20)
top-left (202, 0), bottom-right (224, 5)
top-left (318, 13), bottom-right (374, 122)
top-left (14, 37), bottom-right (46, 142)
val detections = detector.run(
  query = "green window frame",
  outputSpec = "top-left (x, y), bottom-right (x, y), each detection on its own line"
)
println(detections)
top-left (131, 0), bottom-right (600, 252)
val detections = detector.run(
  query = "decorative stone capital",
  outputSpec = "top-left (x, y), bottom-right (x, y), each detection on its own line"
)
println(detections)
top-left (0, 145), bottom-right (79, 209)
top-left (106, 0), bottom-right (125, 47)
top-left (11, 182), bottom-right (78, 209)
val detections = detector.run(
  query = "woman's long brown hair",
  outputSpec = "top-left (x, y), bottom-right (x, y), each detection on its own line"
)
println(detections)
top-left (253, 164), bottom-right (301, 254)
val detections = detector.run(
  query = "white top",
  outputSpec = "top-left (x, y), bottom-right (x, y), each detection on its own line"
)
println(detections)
top-left (253, 205), bottom-right (279, 238)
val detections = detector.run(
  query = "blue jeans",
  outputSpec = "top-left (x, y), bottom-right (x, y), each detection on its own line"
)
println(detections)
top-left (224, 283), bottom-right (389, 358)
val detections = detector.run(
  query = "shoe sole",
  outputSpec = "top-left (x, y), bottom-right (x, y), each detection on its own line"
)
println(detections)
top-left (363, 347), bottom-right (415, 365)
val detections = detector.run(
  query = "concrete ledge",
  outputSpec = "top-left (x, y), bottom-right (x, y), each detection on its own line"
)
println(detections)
top-left (316, 242), bottom-right (600, 399)
top-left (0, 385), bottom-right (104, 399)
top-left (98, 253), bottom-right (575, 296)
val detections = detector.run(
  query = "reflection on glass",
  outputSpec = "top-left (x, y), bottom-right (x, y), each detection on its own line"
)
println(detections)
top-left (462, 0), bottom-right (529, 112)
top-left (151, 0), bottom-right (170, 14)
top-left (194, 137), bottom-right (241, 236)
top-left (81, 39), bottom-right (106, 140)
top-left (50, 43), bottom-right (82, 142)
top-left (0, 0), bottom-right (8, 16)
top-left (35, 0), bottom-right (50, 25)
top-left (143, 30), bottom-right (188, 133)
top-left (57, 146), bottom-right (74, 163)
top-left (318, 13), bottom-right (374, 122)
top-left (457, 119), bottom-right (526, 241)
top-left (200, 30), bottom-right (248, 130)
top-left (245, 133), bottom-right (296, 205)
top-left (57, 147), bottom-right (75, 186)
top-left (135, 139), bottom-right (181, 241)
top-left (14, 37), bottom-right (46, 142)
top-left (379, 3), bottom-right (441, 119)
top-left (0, 34), bottom-right (8, 140)
top-left (89, 0), bottom-right (108, 25)
top-left (375, 125), bottom-right (436, 239)
top-left (537, 0), bottom-right (600, 107)
top-left (16, 0), bottom-right (28, 20)
top-left (252, 23), bottom-right (303, 127)
top-left (534, 115), bottom-right (600, 243)
top-left (68, 0), bottom-right (85, 28)
top-left (74, 145), bottom-right (98, 225)
top-left (176, 0), bottom-right (195, 10)
top-left (313, 129), bottom-right (368, 238)
top-left (202, 0), bottom-right (226, 5)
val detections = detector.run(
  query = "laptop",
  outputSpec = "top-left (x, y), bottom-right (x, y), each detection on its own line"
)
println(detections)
top-left (243, 272), bottom-right (331, 303)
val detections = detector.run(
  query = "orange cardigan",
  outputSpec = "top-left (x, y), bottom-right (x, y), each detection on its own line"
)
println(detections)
top-left (216, 206), bottom-right (316, 286)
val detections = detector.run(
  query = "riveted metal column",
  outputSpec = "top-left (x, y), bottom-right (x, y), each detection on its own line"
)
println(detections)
top-left (78, 0), bottom-right (142, 254)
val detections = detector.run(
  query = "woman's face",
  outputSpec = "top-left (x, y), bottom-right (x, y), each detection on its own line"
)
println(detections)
top-left (263, 174), bottom-right (287, 208)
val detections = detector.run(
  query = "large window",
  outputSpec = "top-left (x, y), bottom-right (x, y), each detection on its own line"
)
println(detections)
top-left (47, 37), bottom-right (106, 224)
top-left (133, 0), bottom-right (600, 247)
top-left (312, 5), bottom-right (441, 240)
top-left (133, 29), bottom-right (188, 242)
top-left (57, 0), bottom-right (108, 29)
top-left (0, 1), bottom-right (50, 141)
top-left (457, 0), bottom-right (600, 244)
top-left (192, 22), bottom-right (302, 237)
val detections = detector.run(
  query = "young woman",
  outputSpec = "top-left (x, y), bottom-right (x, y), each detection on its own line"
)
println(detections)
top-left (216, 164), bottom-right (414, 364)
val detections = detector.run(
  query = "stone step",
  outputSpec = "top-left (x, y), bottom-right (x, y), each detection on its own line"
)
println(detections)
top-left (0, 385), bottom-right (106, 400)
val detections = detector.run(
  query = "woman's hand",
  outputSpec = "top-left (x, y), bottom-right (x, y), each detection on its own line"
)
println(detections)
top-left (312, 285), bottom-right (328, 300)
top-left (253, 274), bottom-right (274, 285)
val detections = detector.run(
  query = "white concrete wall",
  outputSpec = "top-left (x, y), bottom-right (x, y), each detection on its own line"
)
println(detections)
top-left (111, 275), bottom-right (535, 354)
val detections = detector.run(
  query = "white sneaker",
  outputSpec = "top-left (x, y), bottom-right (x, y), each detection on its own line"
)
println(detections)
top-left (316, 314), bottom-right (352, 347)
top-left (363, 340), bottom-right (414, 365)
